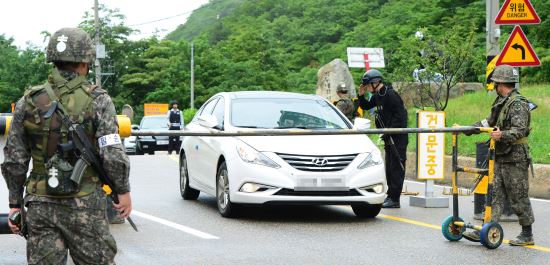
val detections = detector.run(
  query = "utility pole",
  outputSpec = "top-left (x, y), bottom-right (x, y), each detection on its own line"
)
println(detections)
top-left (190, 42), bottom-right (195, 109)
top-left (486, 0), bottom-right (500, 74)
top-left (94, 0), bottom-right (102, 86)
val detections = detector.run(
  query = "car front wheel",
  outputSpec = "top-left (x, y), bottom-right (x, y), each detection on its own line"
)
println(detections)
top-left (180, 154), bottom-right (200, 200)
top-left (216, 161), bottom-right (239, 218)
top-left (352, 204), bottom-right (382, 218)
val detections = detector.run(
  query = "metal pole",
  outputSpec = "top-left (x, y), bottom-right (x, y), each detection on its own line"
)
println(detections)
top-left (190, 42), bottom-right (195, 109)
top-left (486, 0), bottom-right (500, 87)
top-left (94, 0), bottom-right (101, 86)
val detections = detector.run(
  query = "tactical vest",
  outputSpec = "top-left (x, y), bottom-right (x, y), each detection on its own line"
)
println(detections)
top-left (336, 98), bottom-right (355, 121)
top-left (494, 91), bottom-right (529, 155)
top-left (23, 73), bottom-right (100, 198)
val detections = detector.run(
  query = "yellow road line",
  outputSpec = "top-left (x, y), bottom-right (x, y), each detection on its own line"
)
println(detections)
top-left (168, 154), bottom-right (178, 162)
top-left (379, 213), bottom-right (550, 252)
top-left (164, 161), bottom-right (550, 252)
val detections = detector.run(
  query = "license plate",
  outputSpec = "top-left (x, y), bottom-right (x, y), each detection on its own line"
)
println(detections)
top-left (157, 140), bottom-right (169, 145)
top-left (295, 175), bottom-right (347, 191)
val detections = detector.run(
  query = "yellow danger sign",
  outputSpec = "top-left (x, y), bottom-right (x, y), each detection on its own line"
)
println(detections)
top-left (495, 0), bottom-right (540, 25)
top-left (496, 26), bottom-right (540, 67)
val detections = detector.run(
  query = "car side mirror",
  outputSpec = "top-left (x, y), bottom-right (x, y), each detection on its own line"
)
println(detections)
top-left (197, 114), bottom-right (220, 129)
top-left (353, 118), bottom-right (371, 130)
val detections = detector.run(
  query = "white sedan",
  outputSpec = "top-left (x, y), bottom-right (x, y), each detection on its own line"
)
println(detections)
top-left (179, 91), bottom-right (386, 218)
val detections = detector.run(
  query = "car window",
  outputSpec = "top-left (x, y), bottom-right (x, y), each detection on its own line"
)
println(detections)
top-left (140, 116), bottom-right (168, 129)
top-left (211, 97), bottom-right (225, 129)
top-left (192, 97), bottom-right (219, 122)
top-left (231, 98), bottom-right (349, 129)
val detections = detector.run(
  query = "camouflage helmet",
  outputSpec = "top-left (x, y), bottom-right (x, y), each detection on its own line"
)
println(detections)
top-left (491, 65), bottom-right (519, 83)
top-left (46, 28), bottom-right (95, 63)
top-left (361, 69), bottom-right (383, 85)
top-left (336, 83), bottom-right (348, 93)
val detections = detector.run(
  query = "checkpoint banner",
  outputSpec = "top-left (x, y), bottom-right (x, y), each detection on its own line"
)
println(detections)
top-left (417, 111), bottom-right (445, 180)
top-left (496, 26), bottom-right (540, 67)
top-left (144, 103), bottom-right (169, 116)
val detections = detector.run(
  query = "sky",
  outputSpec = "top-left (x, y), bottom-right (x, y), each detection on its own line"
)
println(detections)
top-left (0, 0), bottom-right (210, 49)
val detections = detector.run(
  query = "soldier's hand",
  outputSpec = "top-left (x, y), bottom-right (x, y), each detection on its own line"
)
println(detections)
top-left (358, 84), bottom-right (366, 96)
top-left (7, 208), bottom-right (21, 234)
top-left (114, 192), bottom-right (132, 218)
top-left (491, 127), bottom-right (502, 141)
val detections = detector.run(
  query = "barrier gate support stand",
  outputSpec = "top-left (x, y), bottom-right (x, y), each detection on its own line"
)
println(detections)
top-left (410, 111), bottom-right (449, 208)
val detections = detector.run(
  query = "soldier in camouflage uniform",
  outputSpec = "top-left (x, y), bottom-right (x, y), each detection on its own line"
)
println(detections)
top-left (1, 28), bottom-right (132, 264)
top-left (335, 83), bottom-right (357, 123)
top-left (463, 65), bottom-right (535, 246)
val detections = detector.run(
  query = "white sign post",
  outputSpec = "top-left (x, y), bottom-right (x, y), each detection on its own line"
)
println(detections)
top-left (410, 111), bottom-right (449, 208)
top-left (346, 47), bottom-right (385, 70)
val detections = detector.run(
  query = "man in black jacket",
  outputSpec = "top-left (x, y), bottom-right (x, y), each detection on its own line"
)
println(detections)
top-left (357, 69), bottom-right (408, 208)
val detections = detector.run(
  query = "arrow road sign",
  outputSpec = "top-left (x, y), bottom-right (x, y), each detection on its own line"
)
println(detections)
top-left (496, 26), bottom-right (540, 67)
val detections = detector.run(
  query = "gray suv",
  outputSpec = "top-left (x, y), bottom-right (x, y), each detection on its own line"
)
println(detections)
top-left (136, 115), bottom-right (169, 155)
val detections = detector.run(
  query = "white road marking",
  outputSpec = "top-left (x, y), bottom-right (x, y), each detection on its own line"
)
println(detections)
top-left (132, 210), bottom-right (219, 239)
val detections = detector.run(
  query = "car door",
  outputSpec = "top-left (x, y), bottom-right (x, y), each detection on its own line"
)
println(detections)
top-left (201, 97), bottom-right (225, 189)
top-left (189, 97), bottom-right (219, 193)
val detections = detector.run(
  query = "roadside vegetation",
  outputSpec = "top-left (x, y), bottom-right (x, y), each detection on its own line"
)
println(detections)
top-left (405, 84), bottom-right (550, 163)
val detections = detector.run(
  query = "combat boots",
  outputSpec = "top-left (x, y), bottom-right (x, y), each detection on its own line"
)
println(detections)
top-left (509, 225), bottom-right (534, 246)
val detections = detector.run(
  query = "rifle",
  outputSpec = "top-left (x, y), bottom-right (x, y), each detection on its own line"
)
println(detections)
top-left (45, 101), bottom-right (138, 232)
top-left (373, 107), bottom-right (405, 171)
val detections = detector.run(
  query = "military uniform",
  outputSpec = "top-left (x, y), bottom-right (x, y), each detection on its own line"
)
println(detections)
top-left (464, 65), bottom-right (534, 246)
top-left (1, 28), bottom-right (130, 264)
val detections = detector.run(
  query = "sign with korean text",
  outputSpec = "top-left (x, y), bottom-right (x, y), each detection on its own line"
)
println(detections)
top-left (496, 26), bottom-right (540, 67)
top-left (347, 47), bottom-right (385, 69)
top-left (417, 111), bottom-right (445, 180)
top-left (495, 0), bottom-right (540, 25)
top-left (144, 103), bottom-right (169, 116)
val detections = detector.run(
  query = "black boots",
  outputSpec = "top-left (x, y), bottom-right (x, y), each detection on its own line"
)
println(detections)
top-left (382, 197), bottom-right (400, 208)
top-left (509, 225), bottom-right (535, 246)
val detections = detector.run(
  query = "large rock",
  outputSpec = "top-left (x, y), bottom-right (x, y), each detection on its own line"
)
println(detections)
top-left (316, 59), bottom-right (357, 102)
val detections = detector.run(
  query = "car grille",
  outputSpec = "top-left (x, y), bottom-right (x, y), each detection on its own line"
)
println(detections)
top-left (277, 153), bottom-right (358, 172)
top-left (274, 189), bottom-right (361, 196)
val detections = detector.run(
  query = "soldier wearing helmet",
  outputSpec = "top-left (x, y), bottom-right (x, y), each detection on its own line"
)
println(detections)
top-left (357, 69), bottom-right (408, 208)
top-left (463, 65), bottom-right (535, 246)
top-left (1, 27), bottom-right (131, 264)
top-left (167, 99), bottom-right (184, 154)
top-left (335, 83), bottom-right (357, 122)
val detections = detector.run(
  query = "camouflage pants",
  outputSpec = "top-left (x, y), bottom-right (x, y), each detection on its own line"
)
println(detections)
top-left (491, 161), bottom-right (535, 226)
top-left (26, 202), bottom-right (117, 265)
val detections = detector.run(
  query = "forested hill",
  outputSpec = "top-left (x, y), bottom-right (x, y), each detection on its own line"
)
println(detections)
top-left (165, 0), bottom-right (549, 93)
top-left (0, 0), bottom-right (548, 115)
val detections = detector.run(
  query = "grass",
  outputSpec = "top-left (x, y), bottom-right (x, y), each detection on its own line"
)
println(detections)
top-left (405, 84), bottom-right (550, 164)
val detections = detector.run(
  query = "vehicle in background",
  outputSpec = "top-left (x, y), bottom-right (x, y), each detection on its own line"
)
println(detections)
top-left (136, 116), bottom-right (169, 155)
top-left (179, 91), bottom-right (386, 218)
top-left (124, 125), bottom-right (139, 155)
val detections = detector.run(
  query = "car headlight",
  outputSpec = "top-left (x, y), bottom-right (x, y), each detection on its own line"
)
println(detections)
top-left (240, 182), bottom-right (276, 193)
top-left (357, 151), bottom-right (383, 169)
top-left (360, 183), bottom-right (385, 194)
top-left (236, 141), bottom-right (280, 168)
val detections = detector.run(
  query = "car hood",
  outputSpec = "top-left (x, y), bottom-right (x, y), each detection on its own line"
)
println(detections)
top-left (238, 134), bottom-right (378, 155)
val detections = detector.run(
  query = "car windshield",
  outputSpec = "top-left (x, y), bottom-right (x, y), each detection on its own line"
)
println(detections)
top-left (140, 116), bottom-right (168, 129)
top-left (231, 98), bottom-right (348, 129)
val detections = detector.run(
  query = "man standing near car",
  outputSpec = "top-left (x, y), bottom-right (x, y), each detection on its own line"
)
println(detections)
top-left (357, 69), bottom-right (408, 208)
top-left (167, 100), bottom-right (184, 155)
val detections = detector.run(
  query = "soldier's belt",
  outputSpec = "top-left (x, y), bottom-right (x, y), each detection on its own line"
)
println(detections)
top-left (512, 137), bottom-right (528, 145)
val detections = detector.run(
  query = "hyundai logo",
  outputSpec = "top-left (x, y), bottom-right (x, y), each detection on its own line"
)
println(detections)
top-left (312, 158), bottom-right (328, 166)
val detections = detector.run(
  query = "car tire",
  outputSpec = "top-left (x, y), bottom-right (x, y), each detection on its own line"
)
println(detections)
top-left (352, 204), bottom-right (382, 218)
top-left (180, 154), bottom-right (199, 200)
top-left (135, 146), bottom-right (144, 155)
top-left (216, 161), bottom-right (239, 218)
